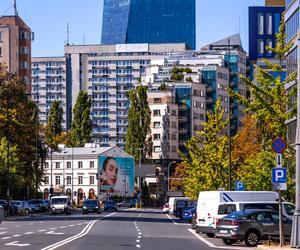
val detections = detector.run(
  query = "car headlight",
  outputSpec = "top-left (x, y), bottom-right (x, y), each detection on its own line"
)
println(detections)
top-left (83, 206), bottom-right (87, 209)
top-left (95, 206), bottom-right (98, 209)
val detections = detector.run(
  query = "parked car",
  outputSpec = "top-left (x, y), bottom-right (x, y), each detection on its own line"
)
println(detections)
top-left (83, 199), bottom-right (101, 214)
top-left (182, 207), bottom-right (196, 222)
top-left (215, 209), bottom-right (292, 247)
top-left (50, 196), bottom-right (71, 215)
top-left (0, 200), bottom-right (16, 216)
top-left (104, 200), bottom-right (117, 212)
top-left (11, 200), bottom-right (31, 215)
top-left (28, 199), bottom-right (49, 213)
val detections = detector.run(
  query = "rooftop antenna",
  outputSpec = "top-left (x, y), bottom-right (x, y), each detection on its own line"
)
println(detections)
top-left (66, 22), bottom-right (71, 45)
top-left (13, 0), bottom-right (18, 16)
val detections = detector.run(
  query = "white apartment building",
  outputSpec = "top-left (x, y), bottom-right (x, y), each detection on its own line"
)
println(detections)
top-left (31, 57), bottom-right (67, 129)
top-left (41, 144), bottom-right (133, 205)
top-left (64, 43), bottom-right (188, 148)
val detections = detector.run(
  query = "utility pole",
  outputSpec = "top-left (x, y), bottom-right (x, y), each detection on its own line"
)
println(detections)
top-left (227, 38), bottom-right (232, 191)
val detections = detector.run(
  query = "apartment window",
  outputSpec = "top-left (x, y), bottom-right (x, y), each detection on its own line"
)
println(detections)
top-left (78, 161), bottom-right (83, 169)
top-left (20, 61), bottom-right (28, 69)
top-left (172, 146), bottom-right (177, 153)
top-left (266, 39), bottom-right (272, 54)
top-left (171, 110), bottom-right (177, 116)
top-left (66, 176), bottom-right (71, 185)
top-left (45, 162), bottom-right (49, 169)
top-left (171, 133), bottom-right (177, 140)
top-left (90, 161), bottom-right (94, 168)
top-left (55, 162), bottom-right (60, 169)
top-left (44, 176), bottom-right (49, 185)
top-left (67, 162), bottom-right (71, 169)
top-left (90, 176), bottom-right (95, 185)
top-left (258, 39), bottom-right (264, 54)
top-left (154, 98), bottom-right (161, 103)
top-left (286, 9), bottom-right (299, 42)
top-left (154, 146), bottom-right (161, 152)
top-left (153, 134), bottom-right (161, 140)
top-left (258, 13), bottom-right (264, 35)
top-left (287, 47), bottom-right (298, 76)
top-left (153, 110), bottom-right (161, 116)
top-left (55, 176), bottom-right (61, 185)
top-left (20, 31), bottom-right (27, 39)
top-left (78, 176), bottom-right (83, 185)
top-left (171, 122), bottom-right (177, 128)
top-left (266, 13), bottom-right (273, 35)
top-left (154, 122), bottom-right (160, 128)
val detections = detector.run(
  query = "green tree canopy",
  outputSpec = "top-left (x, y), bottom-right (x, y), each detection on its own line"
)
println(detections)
top-left (70, 90), bottom-right (92, 147)
top-left (125, 85), bottom-right (152, 161)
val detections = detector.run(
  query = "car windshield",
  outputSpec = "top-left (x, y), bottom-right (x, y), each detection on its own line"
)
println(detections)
top-left (84, 200), bottom-right (97, 205)
top-left (51, 198), bottom-right (67, 204)
top-left (284, 203), bottom-right (295, 216)
top-left (12, 201), bottom-right (21, 205)
top-left (223, 211), bottom-right (250, 219)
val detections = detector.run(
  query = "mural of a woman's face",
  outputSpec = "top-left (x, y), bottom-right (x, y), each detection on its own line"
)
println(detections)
top-left (103, 158), bottom-right (118, 186)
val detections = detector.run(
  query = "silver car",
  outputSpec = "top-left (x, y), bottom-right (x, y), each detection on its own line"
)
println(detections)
top-left (215, 209), bottom-right (292, 247)
top-left (12, 200), bottom-right (31, 215)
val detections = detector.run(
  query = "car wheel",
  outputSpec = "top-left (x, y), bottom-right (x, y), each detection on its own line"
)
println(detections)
top-left (222, 238), bottom-right (236, 245)
top-left (245, 230), bottom-right (259, 247)
top-left (206, 233), bottom-right (215, 238)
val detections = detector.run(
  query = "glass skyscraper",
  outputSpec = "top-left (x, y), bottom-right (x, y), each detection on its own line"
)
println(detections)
top-left (101, 0), bottom-right (196, 49)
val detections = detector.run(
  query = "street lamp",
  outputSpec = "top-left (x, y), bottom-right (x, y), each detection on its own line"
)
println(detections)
top-left (167, 161), bottom-right (176, 192)
top-left (291, 32), bottom-right (300, 248)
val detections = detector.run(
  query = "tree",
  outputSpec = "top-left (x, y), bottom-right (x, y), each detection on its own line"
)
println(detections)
top-left (125, 85), bottom-right (152, 161)
top-left (70, 91), bottom-right (92, 147)
top-left (0, 65), bottom-right (46, 198)
top-left (180, 100), bottom-right (229, 199)
top-left (229, 16), bottom-right (296, 195)
top-left (45, 100), bottom-right (63, 149)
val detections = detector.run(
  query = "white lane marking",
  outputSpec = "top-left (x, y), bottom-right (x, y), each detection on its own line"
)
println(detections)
top-left (38, 229), bottom-right (46, 232)
top-left (138, 236), bottom-right (141, 239)
top-left (28, 223), bottom-right (33, 226)
top-left (39, 222), bottom-right (44, 224)
top-left (46, 231), bottom-right (64, 235)
top-left (76, 223), bottom-right (82, 226)
top-left (0, 231), bottom-right (7, 235)
top-left (104, 212), bottom-right (116, 217)
top-left (68, 224), bottom-right (75, 227)
top-left (50, 228), bottom-right (57, 230)
top-left (166, 213), bottom-right (178, 225)
top-left (41, 220), bottom-right (97, 250)
top-left (0, 228), bottom-right (6, 230)
top-left (137, 229), bottom-right (140, 232)
top-left (15, 225), bottom-right (21, 228)
top-left (138, 232), bottom-right (142, 235)
top-left (2, 237), bottom-right (11, 240)
top-left (24, 232), bottom-right (34, 235)
top-left (59, 226), bottom-right (66, 228)
top-left (5, 241), bottom-right (30, 247)
top-left (136, 240), bottom-right (140, 243)
top-left (12, 234), bottom-right (21, 237)
top-left (136, 244), bottom-right (141, 248)
top-left (187, 229), bottom-right (247, 250)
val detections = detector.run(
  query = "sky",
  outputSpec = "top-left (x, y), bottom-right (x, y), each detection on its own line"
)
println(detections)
top-left (0, 0), bottom-right (265, 57)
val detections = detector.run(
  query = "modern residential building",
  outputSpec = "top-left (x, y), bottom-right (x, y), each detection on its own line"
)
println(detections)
top-left (200, 34), bottom-right (247, 135)
top-left (101, 0), bottom-right (196, 49)
top-left (64, 43), bottom-right (188, 148)
top-left (41, 144), bottom-right (134, 205)
top-left (31, 57), bottom-right (67, 129)
top-left (0, 15), bottom-right (32, 93)
top-left (285, 0), bottom-right (299, 145)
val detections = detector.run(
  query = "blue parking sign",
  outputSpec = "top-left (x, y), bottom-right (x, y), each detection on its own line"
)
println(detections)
top-left (272, 168), bottom-right (287, 183)
top-left (235, 180), bottom-right (245, 191)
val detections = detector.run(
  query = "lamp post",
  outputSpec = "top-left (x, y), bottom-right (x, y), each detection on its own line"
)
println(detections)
top-left (291, 32), bottom-right (300, 248)
top-left (167, 161), bottom-right (176, 192)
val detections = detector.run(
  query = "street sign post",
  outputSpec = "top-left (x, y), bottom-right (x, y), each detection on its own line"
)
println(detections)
top-left (234, 180), bottom-right (245, 191)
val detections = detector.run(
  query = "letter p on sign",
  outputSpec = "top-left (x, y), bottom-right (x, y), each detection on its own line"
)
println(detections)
top-left (272, 168), bottom-right (287, 183)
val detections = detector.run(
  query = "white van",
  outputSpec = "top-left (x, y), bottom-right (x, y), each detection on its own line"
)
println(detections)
top-left (50, 196), bottom-right (71, 215)
top-left (195, 191), bottom-right (287, 237)
top-left (168, 197), bottom-right (190, 215)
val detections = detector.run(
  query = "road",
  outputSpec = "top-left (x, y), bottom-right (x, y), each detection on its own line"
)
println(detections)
top-left (0, 208), bottom-right (251, 250)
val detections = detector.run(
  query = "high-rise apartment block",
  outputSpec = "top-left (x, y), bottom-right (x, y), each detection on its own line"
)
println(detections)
top-left (0, 15), bottom-right (32, 93)
top-left (101, 0), bottom-right (196, 49)
top-left (31, 57), bottom-right (67, 129)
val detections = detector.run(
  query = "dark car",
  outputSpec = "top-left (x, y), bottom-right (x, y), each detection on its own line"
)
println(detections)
top-left (104, 200), bottom-right (117, 212)
top-left (175, 200), bottom-right (196, 218)
top-left (0, 200), bottom-right (17, 216)
top-left (182, 207), bottom-right (196, 222)
top-left (83, 199), bottom-right (101, 214)
top-left (28, 199), bottom-right (49, 213)
top-left (117, 200), bottom-right (135, 208)
top-left (215, 209), bottom-right (292, 247)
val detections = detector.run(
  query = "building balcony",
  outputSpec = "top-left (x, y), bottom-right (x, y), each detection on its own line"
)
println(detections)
top-left (178, 104), bottom-right (187, 111)
top-left (178, 128), bottom-right (188, 134)
top-left (178, 116), bottom-right (188, 123)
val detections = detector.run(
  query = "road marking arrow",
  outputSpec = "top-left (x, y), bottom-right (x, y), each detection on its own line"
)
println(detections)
top-left (5, 241), bottom-right (30, 247)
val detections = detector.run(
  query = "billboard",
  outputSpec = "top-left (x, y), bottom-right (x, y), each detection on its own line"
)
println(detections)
top-left (98, 156), bottom-right (135, 196)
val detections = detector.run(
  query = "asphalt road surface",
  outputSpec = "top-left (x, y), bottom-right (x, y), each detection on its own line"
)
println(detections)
top-left (0, 208), bottom-right (252, 250)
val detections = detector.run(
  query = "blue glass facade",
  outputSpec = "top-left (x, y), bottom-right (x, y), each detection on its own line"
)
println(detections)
top-left (249, 6), bottom-right (285, 62)
top-left (101, 0), bottom-right (196, 49)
